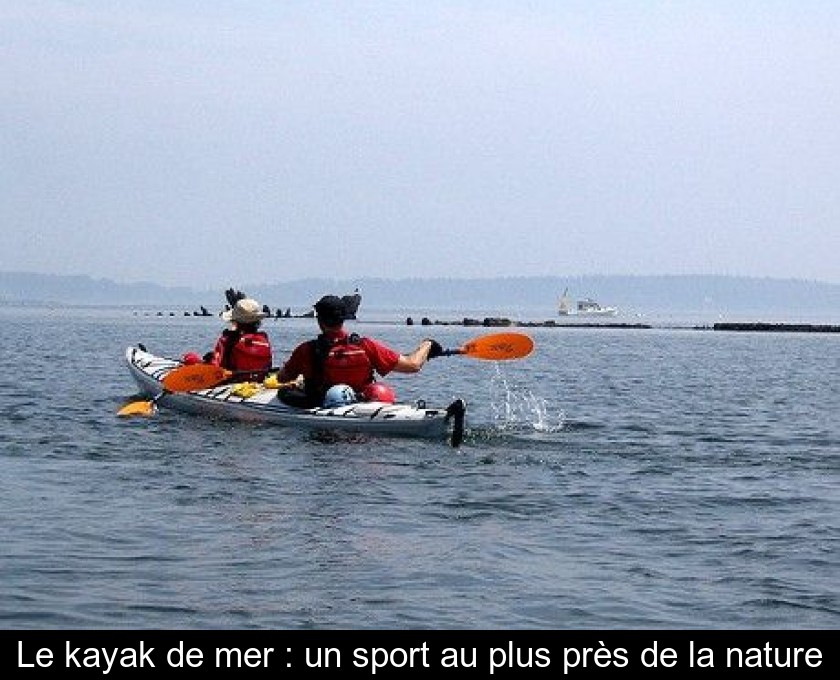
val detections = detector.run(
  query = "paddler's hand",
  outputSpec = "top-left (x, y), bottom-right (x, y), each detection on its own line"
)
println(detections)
top-left (265, 373), bottom-right (304, 390)
top-left (425, 339), bottom-right (444, 359)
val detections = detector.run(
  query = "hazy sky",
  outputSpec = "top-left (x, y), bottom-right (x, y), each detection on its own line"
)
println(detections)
top-left (3, 1), bottom-right (839, 288)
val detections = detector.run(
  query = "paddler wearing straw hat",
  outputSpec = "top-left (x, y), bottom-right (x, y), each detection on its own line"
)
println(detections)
top-left (208, 297), bottom-right (273, 378)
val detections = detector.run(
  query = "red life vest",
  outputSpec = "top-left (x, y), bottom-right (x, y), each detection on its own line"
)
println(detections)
top-left (214, 330), bottom-right (272, 372)
top-left (317, 334), bottom-right (374, 392)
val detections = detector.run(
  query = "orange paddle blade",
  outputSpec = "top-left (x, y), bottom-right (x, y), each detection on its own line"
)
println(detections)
top-left (162, 364), bottom-right (232, 392)
top-left (117, 399), bottom-right (156, 417)
top-left (459, 332), bottom-right (534, 361)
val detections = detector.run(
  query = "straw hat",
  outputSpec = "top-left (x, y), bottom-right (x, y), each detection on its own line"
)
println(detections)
top-left (221, 298), bottom-right (268, 324)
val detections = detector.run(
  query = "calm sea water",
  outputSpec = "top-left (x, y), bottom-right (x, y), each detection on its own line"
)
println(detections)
top-left (0, 306), bottom-right (837, 630)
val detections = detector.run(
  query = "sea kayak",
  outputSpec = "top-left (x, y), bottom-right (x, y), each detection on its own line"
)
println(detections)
top-left (123, 345), bottom-right (466, 446)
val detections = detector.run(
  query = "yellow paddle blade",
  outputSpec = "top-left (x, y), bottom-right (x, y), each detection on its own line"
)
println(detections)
top-left (460, 332), bottom-right (534, 361)
top-left (117, 399), bottom-right (156, 417)
top-left (162, 363), bottom-right (232, 392)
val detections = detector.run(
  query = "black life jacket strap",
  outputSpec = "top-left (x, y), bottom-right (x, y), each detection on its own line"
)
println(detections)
top-left (221, 328), bottom-right (240, 369)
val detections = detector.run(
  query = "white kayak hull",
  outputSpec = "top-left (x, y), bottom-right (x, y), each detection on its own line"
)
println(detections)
top-left (124, 346), bottom-right (466, 446)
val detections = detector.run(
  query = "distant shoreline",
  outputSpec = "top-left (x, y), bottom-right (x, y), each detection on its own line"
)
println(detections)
top-left (3, 272), bottom-right (839, 317)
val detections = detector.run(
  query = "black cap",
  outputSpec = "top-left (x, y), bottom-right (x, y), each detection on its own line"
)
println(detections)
top-left (314, 295), bottom-right (347, 325)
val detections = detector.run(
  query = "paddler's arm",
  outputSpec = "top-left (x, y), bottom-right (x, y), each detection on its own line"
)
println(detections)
top-left (277, 343), bottom-right (309, 383)
top-left (392, 339), bottom-right (443, 374)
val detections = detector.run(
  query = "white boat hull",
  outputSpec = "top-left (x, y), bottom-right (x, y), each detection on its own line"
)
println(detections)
top-left (558, 309), bottom-right (618, 316)
top-left (576, 308), bottom-right (618, 317)
top-left (558, 293), bottom-right (618, 317)
top-left (124, 346), bottom-right (466, 446)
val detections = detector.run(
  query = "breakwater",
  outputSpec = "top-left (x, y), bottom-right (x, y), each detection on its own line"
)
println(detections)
top-left (405, 315), bottom-right (652, 329)
top-left (711, 322), bottom-right (840, 333)
top-left (404, 316), bottom-right (840, 333)
top-left (136, 310), bottom-right (839, 333)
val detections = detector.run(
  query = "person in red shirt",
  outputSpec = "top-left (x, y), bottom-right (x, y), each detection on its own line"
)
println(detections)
top-left (277, 295), bottom-right (442, 407)
top-left (210, 297), bottom-right (273, 379)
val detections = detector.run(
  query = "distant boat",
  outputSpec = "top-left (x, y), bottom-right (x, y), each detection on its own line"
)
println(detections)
top-left (342, 288), bottom-right (362, 320)
top-left (558, 288), bottom-right (618, 316)
top-left (576, 298), bottom-right (618, 316)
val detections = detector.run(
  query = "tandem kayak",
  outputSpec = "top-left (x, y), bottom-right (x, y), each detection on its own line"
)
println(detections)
top-left (123, 345), bottom-right (467, 447)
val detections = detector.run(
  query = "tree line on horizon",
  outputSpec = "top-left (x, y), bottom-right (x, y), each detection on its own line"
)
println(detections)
top-left (1, 271), bottom-right (839, 314)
